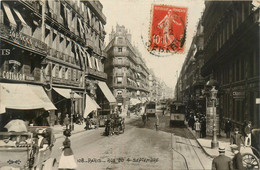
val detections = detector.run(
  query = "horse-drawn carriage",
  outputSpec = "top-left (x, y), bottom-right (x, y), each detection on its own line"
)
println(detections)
top-left (104, 115), bottom-right (125, 136)
top-left (240, 129), bottom-right (260, 170)
top-left (0, 126), bottom-right (57, 170)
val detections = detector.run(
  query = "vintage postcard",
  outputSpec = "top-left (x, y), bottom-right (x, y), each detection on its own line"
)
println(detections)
top-left (0, 0), bottom-right (259, 170)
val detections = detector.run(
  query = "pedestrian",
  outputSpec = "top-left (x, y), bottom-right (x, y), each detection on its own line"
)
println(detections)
top-left (162, 107), bottom-right (165, 117)
top-left (230, 128), bottom-right (244, 151)
top-left (231, 146), bottom-right (244, 170)
top-left (85, 117), bottom-right (90, 130)
top-left (225, 119), bottom-right (232, 138)
top-left (201, 117), bottom-right (206, 138)
top-left (244, 121), bottom-right (252, 146)
top-left (58, 129), bottom-right (77, 170)
top-left (194, 119), bottom-right (201, 138)
top-left (63, 114), bottom-right (70, 130)
top-left (212, 146), bottom-right (233, 170)
top-left (155, 116), bottom-right (159, 131)
top-left (191, 114), bottom-right (195, 130)
top-left (127, 109), bottom-right (130, 118)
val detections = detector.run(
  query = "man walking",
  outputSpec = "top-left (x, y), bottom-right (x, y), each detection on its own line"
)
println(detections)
top-left (212, 147), bottom-right (232, 170)
top-left (244, 121), bottom-right (252, 146)
top-left (225, 119), bottom-right (232, 138)
top-left (194, 119), bottom-right (201, 138)
top-left (232, 146), bottom-right (244, 170)
top-left (230, 128), bottom-right (244, 151)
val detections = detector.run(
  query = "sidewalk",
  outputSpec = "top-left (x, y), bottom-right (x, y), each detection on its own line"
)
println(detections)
top-left (52, 113), bottom-right (140, 139)
top-left (187, 126), bottom-right (234, 158)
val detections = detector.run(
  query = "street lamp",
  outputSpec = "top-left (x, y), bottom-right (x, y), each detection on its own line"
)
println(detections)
top-left (70, 91), bottom-right (75, 131)
top-left (210, 86), bottom-right (218, 148)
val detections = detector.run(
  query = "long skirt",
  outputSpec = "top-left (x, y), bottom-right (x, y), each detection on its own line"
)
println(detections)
top-left (58, 151), bottom-right (77, 169)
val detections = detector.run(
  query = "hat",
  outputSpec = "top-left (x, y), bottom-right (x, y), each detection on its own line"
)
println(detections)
top-left (219, 146), bottom-right (225, 153)
top-left (63, 129), bottom-right (71, 137)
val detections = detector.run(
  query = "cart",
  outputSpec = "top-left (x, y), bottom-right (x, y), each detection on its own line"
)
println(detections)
top-left (0, 126), bottom-right (57, 170)
top-left (240, 129), bottom-right (260, 170)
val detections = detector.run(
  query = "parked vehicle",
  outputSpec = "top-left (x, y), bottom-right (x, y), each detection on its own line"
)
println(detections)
top-left (0, 126), bottom-right (57, 170)
top-left (169, 102), bottom-right (186, 126)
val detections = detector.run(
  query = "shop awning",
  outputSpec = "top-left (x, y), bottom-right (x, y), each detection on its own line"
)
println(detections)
top-left (97, 81), bottom-right (116, 104)
top-left (130, 98), bottom-right (141, 105)
top-left (53, 87), bottom-right (82, 99)
top-left (0, 83), bottom-right (56, 114)
top-left (13, 8), bottom-right (27, 26)
top-left (83, 94), bottom-right (100, 118)
top-left (29, 85), bottom-right (56, 110)
top-left (2, 3), bottom-right (16, 26)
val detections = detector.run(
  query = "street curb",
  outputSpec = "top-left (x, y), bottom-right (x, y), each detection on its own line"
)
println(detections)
top-left (186, 125), bottom-right (214, 158)
top-left (54, 115), bottom-right (139, 139)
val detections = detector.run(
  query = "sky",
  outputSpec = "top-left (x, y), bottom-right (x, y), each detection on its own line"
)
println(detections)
top-left (100, 0), bottom-right (205, 90)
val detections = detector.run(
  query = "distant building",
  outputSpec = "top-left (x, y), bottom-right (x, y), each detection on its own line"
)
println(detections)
top-left (175, 20), bottom-right (205, 113)
top-left (105, 24), bottom-right (150, 108)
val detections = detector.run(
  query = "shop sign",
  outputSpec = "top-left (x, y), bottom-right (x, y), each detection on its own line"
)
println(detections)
top-left (2, 71), bottom-right (25, 80)
top-left (25, 76), bottom-right (35, 81)
top-left (1, 49), bottom-right (11, 56)
top-left (8, 60), bottom-right (21, 66)
top-left (233, 91), bottom-right (245, 99)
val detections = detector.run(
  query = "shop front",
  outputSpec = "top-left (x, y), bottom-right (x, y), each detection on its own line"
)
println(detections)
top-left (0, 83), bottom-right (57, 130)
top-left (96, 81), bottom-right (117, 116)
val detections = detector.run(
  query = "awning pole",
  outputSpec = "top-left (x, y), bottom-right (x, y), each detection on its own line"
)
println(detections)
top-left (41, 0), bottom-right (46, 42)
top-left (54, 98), bottom-right (67, 105)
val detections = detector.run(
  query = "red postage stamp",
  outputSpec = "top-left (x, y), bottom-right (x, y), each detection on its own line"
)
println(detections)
top-left (148, 4), bottom-right (188, 54)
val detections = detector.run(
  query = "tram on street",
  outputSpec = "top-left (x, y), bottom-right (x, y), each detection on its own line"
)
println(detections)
top-left (169, 102), bottom-right (186, 126)
top-left (146, 101), bottom-right (156, 117)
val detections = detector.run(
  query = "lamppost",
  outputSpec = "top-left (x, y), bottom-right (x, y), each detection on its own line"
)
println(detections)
top-left (210, 86), bottom-right (218, 148)
top-left (202, 77), bottom-right (219, 149)
top-left (70, 91), bottom-right (74, 131)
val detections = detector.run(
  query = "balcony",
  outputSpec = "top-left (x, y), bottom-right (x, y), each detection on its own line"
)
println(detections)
top-left (85, 38), bottom-right (95, 50)
top-left (115, 72), bottom-right (124, 76)
top-left (113, 59), bottom-right (130, 67)
top-left (113, 50), bottom-right (129, 56)
top-left (85, 67), bottom-right (107, 79)
top-left (0, 24), bottom-right (47, 56)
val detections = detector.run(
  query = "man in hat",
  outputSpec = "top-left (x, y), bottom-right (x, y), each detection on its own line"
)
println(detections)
top-left (231, 146), bottom-right (244, 170)
top-left (230, 128), bottom-right (244, 151)
top-left (212, 146), bottom-right (232, 170)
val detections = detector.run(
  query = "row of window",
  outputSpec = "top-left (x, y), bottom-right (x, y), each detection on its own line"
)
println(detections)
top-left (47, 0), bottom-right (104, 37)
top-left (216, 49), bottom-right (258, 85)
top-left (216, 2), bottom-right (251, 51)
top-left (222, 91), bottom-right (259, 126)
top-left (48, 63), bottom-right (83, 82)
top-left (45, 25), bottom-right (103, 55)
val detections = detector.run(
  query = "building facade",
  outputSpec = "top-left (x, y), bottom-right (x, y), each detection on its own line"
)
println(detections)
top-left (201, 1), bottom-right (259, 128)
top-left (0, 0), bottom-right (111, 126)
top-left (175, 20), bottom-right (205, 114)
top-left (105, 25), bottom-right (150, 108)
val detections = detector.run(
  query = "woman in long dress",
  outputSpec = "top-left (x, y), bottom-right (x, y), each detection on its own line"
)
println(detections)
top-left (58, 129), bottom-right (77, 170)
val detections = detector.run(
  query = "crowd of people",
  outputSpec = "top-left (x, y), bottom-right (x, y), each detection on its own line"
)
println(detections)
top-left (187, 112), bottom-right (206, 138)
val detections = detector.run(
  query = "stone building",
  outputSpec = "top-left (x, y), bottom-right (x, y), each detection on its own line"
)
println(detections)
top-left (105, 25), bottom-right (150, 108)
top-left (200, 1), bottom-right (259, 128)
top-left (0, 0), bottom-right (113, 126)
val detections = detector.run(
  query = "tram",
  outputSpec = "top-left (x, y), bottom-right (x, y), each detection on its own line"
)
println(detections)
top-left (146, 101), bottom-right (156, 117)
top-left (169, 102), bottom-right (186, 126)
